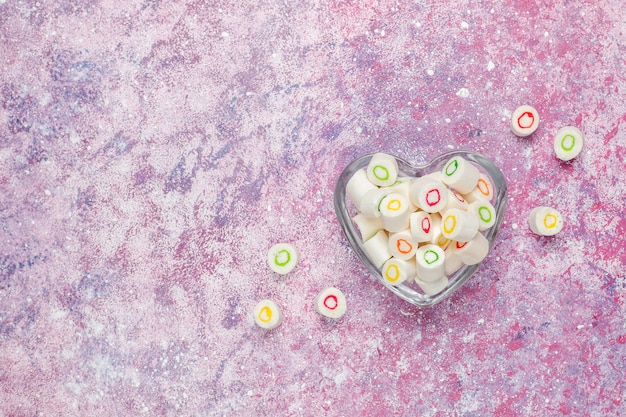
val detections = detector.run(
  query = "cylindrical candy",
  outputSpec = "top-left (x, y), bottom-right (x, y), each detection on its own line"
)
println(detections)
top-left (359, 188), bottom-right (391, 218)
top-left (362, 229), bottom-right (392, 268)
top-left (387, 229), bottom-right (417, 260)
top-left (382, 258), bottom-right (416, 286)
top-left (415, 244), bottom-right (446, 282)
top-left (553, 126), bottom-right (584, 161)
top-left (528, 206), bottom-right (564, 236)
top-left (314, 287), bottom-right (347, 319)
top-left (390, 178), bottom-right (418, 212)
top-left (409, 177), bottom-right (449, 213)
top-left (346, 169), bottom-right (377, 207)
top-left (455, 233), bottom-right (489, 265)
top-left (510, 105), bottom-right (540, 137)
top-left (415, 276), bottom-right (449, 296)
top-left (441, 156), bottom-right (480, 194)
top-left (444, 245), bottom-right (465, 276)
top-left (267, 243), bottom-right (299, 274)
top-left (467, 199), bottom-right (496, 231)
top-left (440, 189), bottom-right (469, 213)
top-left (367, 153), bottom-right (398, 186)
top-left (379, 193), bottom-right (411, 232)
top-left (352, 213), bottom-right (383, 241)
top-left (463, 173), bottom-right (494, 203)
top-left (441, 208), bottom-right (479, 242)
top-left (425, 171), bottom-right (444, 182)
top-left (409, 211), bottom-right (433, 243)
top-left (253, 299), bottom-right (283, 330)
top-left (428, 213), bottom-right (450, 249)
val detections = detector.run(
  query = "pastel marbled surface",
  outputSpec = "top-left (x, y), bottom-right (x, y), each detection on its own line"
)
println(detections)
top-left (1, 0), bottom-right (625, 415)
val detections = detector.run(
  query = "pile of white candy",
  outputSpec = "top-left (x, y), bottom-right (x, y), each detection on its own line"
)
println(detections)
top-left (346, 153), bottom-right (498, 296)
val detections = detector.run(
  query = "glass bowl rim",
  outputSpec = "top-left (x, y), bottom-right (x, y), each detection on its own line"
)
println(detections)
top-left (333, 149), bottom-right (508, 307)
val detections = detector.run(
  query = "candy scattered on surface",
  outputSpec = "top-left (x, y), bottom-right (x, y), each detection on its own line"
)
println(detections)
top-left (554, 126), bottom-right (585, 161)
top-left (510, 105), bottom-right (540, 137)
top-left (528, 206), bottom-right (564, 236)
top-left (267, 243), bottom-right (299, 274)
top-left (253, 299), bottom-right (283, 329)
top-left (314, 287), bottom-right (347, 319)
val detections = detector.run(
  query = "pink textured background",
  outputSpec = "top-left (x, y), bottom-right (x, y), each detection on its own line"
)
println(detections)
top-left (1, 0), bottom-right (625, 415)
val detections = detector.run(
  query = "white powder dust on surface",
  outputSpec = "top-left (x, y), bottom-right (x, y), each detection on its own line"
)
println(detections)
top-left (456, 88), bottom-right (470, 98)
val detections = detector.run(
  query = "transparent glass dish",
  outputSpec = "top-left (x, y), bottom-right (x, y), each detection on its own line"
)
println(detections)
top-left (333, 150), bottom-right (508, 307)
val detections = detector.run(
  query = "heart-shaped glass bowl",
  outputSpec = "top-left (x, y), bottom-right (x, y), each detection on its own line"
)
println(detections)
top-left (334, 150), bottom-right (508, 307)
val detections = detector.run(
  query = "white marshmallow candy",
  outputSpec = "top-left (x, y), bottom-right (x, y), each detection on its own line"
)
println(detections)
top-left (440, 189), bottom-right (469, 213)
top-left (443, 244), bottom-right (465, 276)
top-left (359, 188), bottom-right (391, 218)
top-left (554, 126), bottom-right (584, 161)
top-left (390, 177), bottom-right (418, 212)
top-left (441, 156), bottom-right (480, 194)
top-left (409, 177), bottom-right (449, 213)
top-left (314, 287), bottom-right (347, 319)
top-left (352, 213), bottom-right (383, 241)
top-left (467, 199), bottom-right (496, 231)
top-left (428, 213), bottom-right (451, 249)
top-left (510, 105), bottom-right (540, 137)
top-left (363, 229), bottom-right (392, 268)
top-left (387, 229), bottom-right (418, 260)
top-left (379, 193), bottom-right (412, 233)
top-left (367, 152), bottom-right (399, 186)
top-left (382, 258), bottom-right (417, 286)
top-left (253, 299), bottom-right (283, 330)
top-left (267, 243), bottom-right (299, 274)
top-left (528, 206), bottom-right (564, 236)
top-left (346, 168), bottom-right (377, 207)
top-left (415, 244), bottom-right (446, 282)
top-left (462, 173), bottom-right (494, 203)
top-left (454, 233), bottom-right (490, 265)
top-left (415, 275), bottom-right (449, 296)
top-left (425, 171), bottom-right (444, 182)
top-left (441, 208), bottom-right (479, 242)
top-left (409, 211), bottom-right (433, 243)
